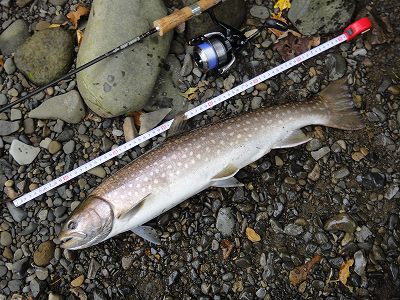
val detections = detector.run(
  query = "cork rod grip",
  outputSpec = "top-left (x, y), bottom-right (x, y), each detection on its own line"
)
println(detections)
top-left (153, 0), bottom-right (221, 36)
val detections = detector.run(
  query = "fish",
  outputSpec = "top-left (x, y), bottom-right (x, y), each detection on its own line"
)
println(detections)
top-left (59, 79), bottom-right (364, 250)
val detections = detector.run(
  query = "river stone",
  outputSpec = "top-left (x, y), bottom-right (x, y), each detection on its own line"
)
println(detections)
top-left (14, 28), bottom-right (74, 85)
top-left (0, 19), bottom-right (30, 55)
top-left (216, 207), bottom-right (236, 236)
top-left (185, 0), bottom-right (246, 40)
top-left (288, 0), bottom-right (355, 35)
top-left (10, 139), bottom-right (40, 165)
top-left (145, 56), bottom-right (186, 118)
top-left (33, 240), bottom-right (55, 266)
top-left (0, 120), bottom-right (19, 136)
top-left (76, 0), bottom-right (172, 118)
top-left (28, 90), bottom-right (86, 123)
top-left (324, 212), bottom-right (356, 233)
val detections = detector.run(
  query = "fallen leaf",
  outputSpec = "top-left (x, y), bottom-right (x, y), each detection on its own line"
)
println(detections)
top-left (220, 239), bottom-right (234, 260)
top-left (128, 111), bottom-right (143, 127)
top-left (49, 23), bottom-right (62, 28)
top-left (0, 55), bottom-right (3, 67)
top-left (289, 254), bottom-right (322, 286)
top-left (273, 0), bottom-right (291, 18)
top-left (67, 4), bottom-right (90, 29)
top-left (180, 87), bottom-right (199, 101)
top-left (76, 29), bottom-right (84, 47)
top-left (274, 32), bottom-right (320, 61)
top-left (274, 0), bottom-right (291, 12)
top-left (339, 259), bottom-right (354, 285)
top-left (70, 274), bottom-right (85, 287)
top-left (245, 227), bottom-right (261, 242)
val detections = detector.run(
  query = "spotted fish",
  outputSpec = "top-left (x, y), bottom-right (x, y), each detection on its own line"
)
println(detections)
top-left (59, 79), bottom-right (364, 249)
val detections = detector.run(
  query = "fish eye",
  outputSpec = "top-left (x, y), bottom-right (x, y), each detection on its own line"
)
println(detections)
top-left (67, 220), bottom-right (77, 230)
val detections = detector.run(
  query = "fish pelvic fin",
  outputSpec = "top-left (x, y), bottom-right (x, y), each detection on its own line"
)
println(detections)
top-left (315, 78), bottom-right (364, 130)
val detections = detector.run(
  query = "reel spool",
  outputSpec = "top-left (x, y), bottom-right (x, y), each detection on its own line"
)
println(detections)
top-left (189, 13), bottom-right (288, 74)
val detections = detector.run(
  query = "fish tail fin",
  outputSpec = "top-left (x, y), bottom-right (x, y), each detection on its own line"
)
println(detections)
top-left (316, 78), bottom-right (364, 130)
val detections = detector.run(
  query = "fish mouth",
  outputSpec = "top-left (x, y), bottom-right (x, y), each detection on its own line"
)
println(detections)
top-left (59, 231), bottom-right (91, 250)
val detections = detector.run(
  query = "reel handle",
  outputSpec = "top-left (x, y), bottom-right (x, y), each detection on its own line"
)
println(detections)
top-left (154, 0), bottom-right (221, 36)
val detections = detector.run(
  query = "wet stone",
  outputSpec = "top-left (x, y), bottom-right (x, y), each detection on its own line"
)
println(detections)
top-left (235, 257), bottom-right (252, 268)
top-left (216, 207), bottom-right (235, 236)
top-left (356, 172), bottom-right (386, 191)
top-left (0, 231), bottom-right (12, 246)
top-left (353, 250), bottom-right (367, 277)
top-left (311, 146), bottom-right (330, 160)
top-left (168, 270), bottom-right (179, 285)
top-left (324, 213), bottom-right (356, 233)
top-left (355, 225), bottom-right (373, 243)
top-left (284, 224), bottom-right (303, 236)
top-left (333, 167), bottom-right (350, 179)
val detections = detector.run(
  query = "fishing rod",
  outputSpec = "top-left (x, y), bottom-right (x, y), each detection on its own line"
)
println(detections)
top-left (0, 0), bottom-right (222, 113)
top-left (12, 18), bottom-right (372, 207)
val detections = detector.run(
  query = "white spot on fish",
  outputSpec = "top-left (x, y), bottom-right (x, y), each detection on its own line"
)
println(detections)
top-left (196, 154), bottom-right (201, 159)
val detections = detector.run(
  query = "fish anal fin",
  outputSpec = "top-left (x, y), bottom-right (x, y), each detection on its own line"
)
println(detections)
top-left (116, 193), bottom-right (152, 219)
top-left (131, 225), bottom-right (161, 245)
top-left (274, 129), bottom-right (311, 149)
top-left (212, 164), bottom-right (239, 181)
top-left (212, 177), bottom-right (244, 188)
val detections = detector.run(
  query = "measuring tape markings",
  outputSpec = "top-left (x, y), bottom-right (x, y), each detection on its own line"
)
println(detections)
top-left (13, 34), bottom-right (349, 207)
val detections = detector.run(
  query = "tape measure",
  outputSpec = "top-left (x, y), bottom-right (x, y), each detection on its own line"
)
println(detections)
top-left (13, 18), bottom-right (372, 207)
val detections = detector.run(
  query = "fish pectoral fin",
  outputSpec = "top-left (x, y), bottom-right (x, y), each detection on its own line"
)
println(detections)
top-left (116, 193), bottom-right (152, 220)
top-left (273, 129), bottom-right (311, 149)
top-left (167, 112), bottom-right (188, 138)
top-left (211, 177), bottom-right (244, 188)
top-left (131, 225), bottom-right (161, 245)
top-left (211, 164), bottom-right (240, 181)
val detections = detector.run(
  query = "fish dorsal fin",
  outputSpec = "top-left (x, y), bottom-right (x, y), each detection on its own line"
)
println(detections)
top-left (131, 225), bottom-right (161, 245)
top-left (273, 129), bottom-right (311, 149)
top-left (211, 164), bottom-right (239, 181)
top-left (116, 193), bottom-right (152, 219)
top-left (167, 112), bottom-right (188, 138)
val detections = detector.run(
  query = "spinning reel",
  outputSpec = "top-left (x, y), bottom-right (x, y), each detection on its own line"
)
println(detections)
top-left (189, 12), bottom-right (288, 74)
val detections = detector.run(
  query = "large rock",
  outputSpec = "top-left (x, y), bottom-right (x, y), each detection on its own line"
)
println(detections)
top-left (28, 90), bottom-right (86, 123)
top-left (145, 54), bottom-right (186, 118)
top-left (288, 0), bottom-right (355, 35)
top-left (0, 19), bottom-right (30, 55)
top-left (76, 0), bottom-right (172, 118)
top-left (185, 0), bottom-right (246, 40)
top-left (14, 28), bottom-right (74, 85)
